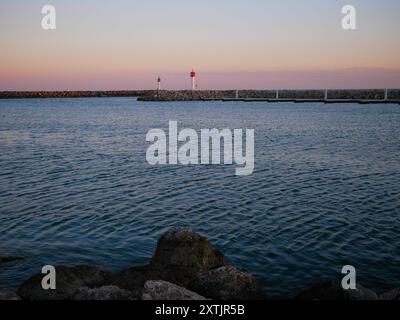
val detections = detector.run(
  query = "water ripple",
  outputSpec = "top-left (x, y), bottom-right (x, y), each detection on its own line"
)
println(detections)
top-left (0, 98), bottom-right (399, 297)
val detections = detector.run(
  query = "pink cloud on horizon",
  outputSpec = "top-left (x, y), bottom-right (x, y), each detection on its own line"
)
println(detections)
top-left (1, 68), bottom-right (400, 91)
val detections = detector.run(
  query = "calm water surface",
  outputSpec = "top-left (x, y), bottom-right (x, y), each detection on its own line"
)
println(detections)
top-left (0, 98), bottom-right (399, 297)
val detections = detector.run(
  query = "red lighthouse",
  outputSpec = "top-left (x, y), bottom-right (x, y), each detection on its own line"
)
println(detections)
top-left (190, 69), bottom-right (196, 91)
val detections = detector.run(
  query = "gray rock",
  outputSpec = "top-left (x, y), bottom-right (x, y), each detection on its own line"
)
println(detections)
top-left (72, 285), bottom-right (133, 300)
top-left (380, 288), bottom-right (400, 300)
top-left (295, 280), bottom-right (346, 300)
top-left (295, 280), bottom-right (378, 300)
top-left (142, 280), bottom-right (207, 300)
top-left (345, 284), bottom-right (378, 300)
top-left (189, 266), bottom-right (266, 300)
top-left (108, 265), bottom-right (147, 299)
top-left (0, 290), bottom-right (20, 300)
top-left (17, 265), bottom-right (112, 300)
top-left (147, 228), bottom-right (228, 287)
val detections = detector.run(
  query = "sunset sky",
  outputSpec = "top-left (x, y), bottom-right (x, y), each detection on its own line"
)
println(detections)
top-left (1, 0), bottom-right (399, 90)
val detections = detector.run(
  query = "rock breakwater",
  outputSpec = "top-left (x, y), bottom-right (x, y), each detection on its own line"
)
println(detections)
top-left (0, 91), bottom-right (152, 99)
top-left (2, 89), bottom-right (400, 102)
top-left (138, 89), bottom-right (400, 102)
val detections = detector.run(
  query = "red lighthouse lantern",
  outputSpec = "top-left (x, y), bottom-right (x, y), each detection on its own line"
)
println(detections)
top-left (190, 70), bottom-right (196, 90)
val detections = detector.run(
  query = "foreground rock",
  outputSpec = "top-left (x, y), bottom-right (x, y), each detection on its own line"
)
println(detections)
top-left (380, 288), bottom-right (400, 300)
top-left (73, 285), bottom-right (133, 300)
top-left (189, 266), bottom-right (266, 300)
top-left (142, 280), bottom-right (207, 300)
top-left (108, 266), bottom-right (147, 299)
top-left (146, 228), bottom-right (228, 287)
top-left (17, 265), bottom-right (111, 300)
top-left (0, 290), bottom-right (20, 300)
top-left (295, 280), bottom-right (378, 300)
top-left (0, 256), bottom-right (23, 264)
top-left (345, 284), bottom-right (378, 300)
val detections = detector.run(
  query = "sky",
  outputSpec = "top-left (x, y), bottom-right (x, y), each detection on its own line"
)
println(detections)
top-left (0, 0), bottom-right (399, 90)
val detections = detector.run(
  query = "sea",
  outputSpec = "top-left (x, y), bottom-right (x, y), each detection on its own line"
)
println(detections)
top-left (0, 97), bottom-right (399, 297)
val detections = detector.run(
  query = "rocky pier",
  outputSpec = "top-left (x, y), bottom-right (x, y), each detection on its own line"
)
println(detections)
top-left (0, 90), bottom-right (152, 99)
top-left (138, 89), bottom-right (400, 103)
top-left (1, 89), bottom-right (400, 104)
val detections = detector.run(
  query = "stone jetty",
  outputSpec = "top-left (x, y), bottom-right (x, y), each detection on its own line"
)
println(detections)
top-left (138, 89), bottom-right (400, 103)
top-left (1, 228), bottom-right (399, 300)
top-left (0, 90), bottom-right (152, 99)
top-left (1, 89), bottom-right (400, 103)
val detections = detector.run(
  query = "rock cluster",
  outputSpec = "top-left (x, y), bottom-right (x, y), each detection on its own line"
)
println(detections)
top-left (0, 290), bottom-right (20, 300)
top-left (138, 89), bottom-right (400, 101)
top-left (295, 280), bottom-right (379, 300)
top-left (8, 228), bottom-right (265, 300)
top-left (142, 280), bottom-right (207, 300)
top-left (189, 266), bottom-right (266, 300)
top-left (1, 228), bottom-right (399, 300)
top-left (238, 90), bottom-right (276, 99)
top-left (17, 265), bottom-right (112, 300)
top-left (328, 89), bottom-right (385, 100)
top-left (388, 89), bottom-right (400, 100)
top-left (0, 91), bottom-right (150, 99)
top-left (146, 228), bottom-right (227, 287)
top-left (72, 286), bottom-right (133, 300)
top-left (145, 90), bottom-right (238, 101)
top-left (279, 90), bottom-right (325, 99)
top-left (1, 89), bottom-right (400, 101)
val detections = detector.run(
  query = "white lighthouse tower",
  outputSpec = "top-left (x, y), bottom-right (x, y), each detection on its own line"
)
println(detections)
top-left (190, 70), bottom-right (197, 91)
top-left (157, 76), bottom-right (161, 91)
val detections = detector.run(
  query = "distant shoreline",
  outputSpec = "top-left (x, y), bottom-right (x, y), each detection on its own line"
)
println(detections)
top-left (1, 89), bottom-right (400, 104)
top-left (0, 91), bottom-right (148, 99)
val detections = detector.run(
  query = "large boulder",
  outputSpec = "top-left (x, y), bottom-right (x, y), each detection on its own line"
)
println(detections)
top-left (72, 285), bottom-right (133, 300)
top-left (345, 284), bottom-right (378, 300)
top-left (295, 280), bottom-right (346, 300)
top-left (0, 290), bottom-right (20, 300)
top-left (142, 280), bottom-right (207, 300)
top-left (295, 280), bottom-right (378, 300)
top-left (17, 265), bottom-right (112, 300)
top-left (380, 288), bottom-right (400, 300)
top-left (146, 228), bottom-right (228, 287)
top-left (189, 266), bottom-right (266, 300)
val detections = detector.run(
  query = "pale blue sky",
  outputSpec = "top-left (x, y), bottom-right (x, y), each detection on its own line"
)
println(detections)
top-left (1, 0), bottom-right (399, 89)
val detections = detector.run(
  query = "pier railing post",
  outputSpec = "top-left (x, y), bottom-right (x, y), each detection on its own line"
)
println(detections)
top-left (325, 89), bottom-right (328, 100)
top-left (276, 90), bottom-right (279, 100)
top-left (384, 88), bottom-right (388, 101)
